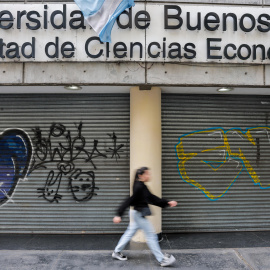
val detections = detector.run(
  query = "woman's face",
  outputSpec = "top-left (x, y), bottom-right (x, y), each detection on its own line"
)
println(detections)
top-left (139, 170), bottom-right (150, 182)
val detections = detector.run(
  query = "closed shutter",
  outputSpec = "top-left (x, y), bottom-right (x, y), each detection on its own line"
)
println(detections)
top-left (162, 94), bottom-right (270, 232)
top-left (0, 93), bottom-right (130, 233)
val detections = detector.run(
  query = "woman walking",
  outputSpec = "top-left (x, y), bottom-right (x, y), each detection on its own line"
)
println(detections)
top-left (112, 166), bottom-right (177, 267)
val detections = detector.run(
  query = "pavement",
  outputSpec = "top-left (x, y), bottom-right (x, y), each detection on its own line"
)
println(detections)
top-left (0, 231), bottom-right (270, 270)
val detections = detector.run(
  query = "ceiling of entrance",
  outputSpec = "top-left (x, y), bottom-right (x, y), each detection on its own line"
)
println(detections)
top-left (0, 86), bottom-right (270, 95)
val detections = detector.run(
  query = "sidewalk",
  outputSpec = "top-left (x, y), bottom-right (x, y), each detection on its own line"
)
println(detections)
top-left (1, 232), bottom-right (270, 270)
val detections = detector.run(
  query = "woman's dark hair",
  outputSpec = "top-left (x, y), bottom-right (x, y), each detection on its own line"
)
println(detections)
top-left (134, 166), bottom-right (149, 182)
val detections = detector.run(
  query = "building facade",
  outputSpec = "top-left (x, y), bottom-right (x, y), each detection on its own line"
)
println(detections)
top-left (1, 0), bottom-right (270, 235)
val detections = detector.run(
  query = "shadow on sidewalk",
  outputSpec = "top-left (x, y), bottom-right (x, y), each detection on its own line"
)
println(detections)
top-left (0, 231), bottom-right (270, 251)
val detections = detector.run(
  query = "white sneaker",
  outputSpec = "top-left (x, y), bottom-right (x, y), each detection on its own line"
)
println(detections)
top-left (112, 251), bottom-right (128, 261)
top-left (160, 254), bottom-right (176, 267)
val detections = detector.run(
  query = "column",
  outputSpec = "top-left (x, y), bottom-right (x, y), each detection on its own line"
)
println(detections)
top-left (130, 86), bottom-right (162, 242)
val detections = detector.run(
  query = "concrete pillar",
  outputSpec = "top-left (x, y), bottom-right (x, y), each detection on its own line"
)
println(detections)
top-left (130, 86), bottom-right (162, 242)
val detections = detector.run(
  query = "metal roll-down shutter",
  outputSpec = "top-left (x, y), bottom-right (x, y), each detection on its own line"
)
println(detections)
top-left (162, 94), bottom-right (270, 232)
top-left (0, 93), bottom-right (130, 233)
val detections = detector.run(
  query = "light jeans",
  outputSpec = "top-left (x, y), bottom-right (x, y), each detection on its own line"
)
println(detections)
top-left (114, 210), bottom-right (164, 263)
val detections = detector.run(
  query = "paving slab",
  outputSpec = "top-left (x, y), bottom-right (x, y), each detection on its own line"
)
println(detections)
top-left (237, 248), bottom-right (270, 270)
top-left (171, 249), bottom-right (251, 270)
top-left (0, 250), bottom-right (59, 270)
top-left (1, 249), bottom-right (267, 270)
top-left (54, 251), bottom-right (154, 270)
top-left (0, 232), bottom-right (270, 270)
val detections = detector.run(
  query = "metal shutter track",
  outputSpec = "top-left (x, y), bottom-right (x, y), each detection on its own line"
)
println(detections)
top-left (162, 94), bottom-right (270, 232)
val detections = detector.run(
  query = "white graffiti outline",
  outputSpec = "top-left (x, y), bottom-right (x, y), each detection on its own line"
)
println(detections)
top-left (232, 131), bottom-right (245, 140)
top-left (208, 131), bottom-right (223, 139)
top-left (256, 129), bottom-right (270, 143)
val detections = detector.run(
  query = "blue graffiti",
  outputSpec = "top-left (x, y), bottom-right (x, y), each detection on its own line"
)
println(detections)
top-left (0, 129), bottom-right (32, 205)
top-left (175, 126), bottom-right (270, 201)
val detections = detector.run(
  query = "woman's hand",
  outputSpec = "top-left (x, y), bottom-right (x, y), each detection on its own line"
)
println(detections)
top-left (113, 216), bottom-right (122, 223)
top-left (168, 201), bottom-right (177, 207)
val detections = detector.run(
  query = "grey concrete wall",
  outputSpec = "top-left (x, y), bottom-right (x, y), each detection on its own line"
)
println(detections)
top-left (0, 62), bottom-right (268, 87)
top-left (1, 1), bottom-right (269, 86)
top-left (147, 63), bottom-right (265, 87)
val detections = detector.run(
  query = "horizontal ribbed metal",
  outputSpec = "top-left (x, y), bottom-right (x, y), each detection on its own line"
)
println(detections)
top-left (0, 94), bottom-right (130, 234)
top-left (162, 94), bottom-right (270, 232)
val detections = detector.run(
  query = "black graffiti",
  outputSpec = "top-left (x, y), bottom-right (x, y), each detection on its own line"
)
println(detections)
top-left (30, 122), bottom-right (108, 173)
top-left (106, 132), bottom-right (124, 161)
top-left (33, 127), bottom-right (45, 159)
top-left (84, 139), bottom-right (107, 170)
top-left (29, 122), bottom-right (124, 203)
top-left (69, 169), bottom-right (99, 202)
top-left (37, 170), bottom-right (63, 203)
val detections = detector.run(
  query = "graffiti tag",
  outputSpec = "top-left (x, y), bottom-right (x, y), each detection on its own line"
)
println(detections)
top-left (0, 129), bottom-right (32, 206)
top-left (29, 122), bottom-right (124, 203)
top-left (176, 127), bottom-right (270, 201)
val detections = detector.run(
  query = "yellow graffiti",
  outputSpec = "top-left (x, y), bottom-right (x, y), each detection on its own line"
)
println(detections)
top-left (228, 127), bottom-right (270, 187)
top-left (176, 127), bottom-right (270, 200)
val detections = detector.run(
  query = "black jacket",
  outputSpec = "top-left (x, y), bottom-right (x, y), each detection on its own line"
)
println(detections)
top-left (117, 180), bottom-right (169, 217)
